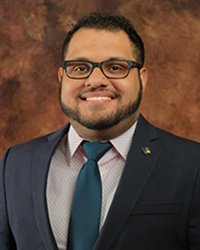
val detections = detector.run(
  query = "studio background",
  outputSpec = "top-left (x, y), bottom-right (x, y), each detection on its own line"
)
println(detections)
top-left (0, 0), bottom-right (200, 157)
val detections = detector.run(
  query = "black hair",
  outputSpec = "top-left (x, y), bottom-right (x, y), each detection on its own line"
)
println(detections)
top-left (62, 12), bottom-right (144, 66)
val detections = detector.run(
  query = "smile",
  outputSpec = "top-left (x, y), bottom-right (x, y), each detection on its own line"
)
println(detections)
top-left (86, 97), bottom-right (112, 101)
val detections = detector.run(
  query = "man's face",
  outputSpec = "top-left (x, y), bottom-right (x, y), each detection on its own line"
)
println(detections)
top-left (58, 28), bottom-right (147, 137)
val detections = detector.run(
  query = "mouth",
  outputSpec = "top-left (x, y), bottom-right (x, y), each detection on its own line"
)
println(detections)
top-left (80, 91), bottom-right (116, 102)
top-left (84, 96), bottom-right (112, 101)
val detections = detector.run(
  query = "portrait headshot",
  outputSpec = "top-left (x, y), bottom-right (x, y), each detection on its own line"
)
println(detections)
top-left (0, 1), bottom-right (200, 250)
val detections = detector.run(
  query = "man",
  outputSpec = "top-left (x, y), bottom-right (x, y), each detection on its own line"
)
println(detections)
top-left (1, 12), bottom-right (200, 250)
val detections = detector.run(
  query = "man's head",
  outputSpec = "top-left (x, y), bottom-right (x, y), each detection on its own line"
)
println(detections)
top-left (58, 12), bottom-right (148, 140)
top-left (62, 12), bottom-right (145, 66)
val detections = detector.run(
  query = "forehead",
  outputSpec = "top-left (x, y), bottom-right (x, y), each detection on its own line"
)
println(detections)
top-left (65, 28), bottom-right (136, 61)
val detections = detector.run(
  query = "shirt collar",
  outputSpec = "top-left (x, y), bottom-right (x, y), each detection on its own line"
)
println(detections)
top-left (67, 121), bottom-right (137, 160)
top-left (67, 126), bottom-right (83, 159)
top-left (110, 122), bottom-right (137, 159)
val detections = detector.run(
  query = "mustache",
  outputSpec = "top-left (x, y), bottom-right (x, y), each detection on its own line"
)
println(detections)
top-left (79, 87), bottom-right (119, 97)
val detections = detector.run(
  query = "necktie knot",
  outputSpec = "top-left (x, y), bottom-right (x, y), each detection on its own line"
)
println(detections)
top-left (82, 141), bottom-right (112, 162)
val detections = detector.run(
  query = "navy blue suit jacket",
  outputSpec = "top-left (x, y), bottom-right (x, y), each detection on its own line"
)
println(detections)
top-left (1, 115), bottom-right (200, 250)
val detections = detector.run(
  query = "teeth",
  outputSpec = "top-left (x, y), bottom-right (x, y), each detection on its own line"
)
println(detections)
top-left (86, 97), bottom-right (111, 101)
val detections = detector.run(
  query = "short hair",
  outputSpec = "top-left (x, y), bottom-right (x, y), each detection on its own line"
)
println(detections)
top-left (62, 12), bottom-right (145, 66)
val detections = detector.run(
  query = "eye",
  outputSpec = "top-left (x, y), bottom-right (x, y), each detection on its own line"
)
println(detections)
top-left (109, 64), bottom-right (124, 71)
top-left (104, 61), bottom-right (128, 73)
top-left (73, 64), bottom-right (90, 73)
top-left (67, 62), bottom-right (91, 76)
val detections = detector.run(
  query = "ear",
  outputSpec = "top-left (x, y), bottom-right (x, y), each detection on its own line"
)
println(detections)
top-left (57, 66), bottom-right (64, 82)
top-left (139, 67), bottom-right (148, 91)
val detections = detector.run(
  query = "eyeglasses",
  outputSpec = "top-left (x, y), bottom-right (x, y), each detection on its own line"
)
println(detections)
top-left (62, 59), bottom-right (142, 79)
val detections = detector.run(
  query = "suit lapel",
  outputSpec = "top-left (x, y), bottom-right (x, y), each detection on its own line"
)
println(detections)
top-left (94, 116), bottom-right (163, 250)
top-left (31, 125), bottom-right (69, 250)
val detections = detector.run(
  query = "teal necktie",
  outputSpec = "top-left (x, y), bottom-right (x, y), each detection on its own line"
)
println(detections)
top-left (68, 141), bottom-right (112, 250)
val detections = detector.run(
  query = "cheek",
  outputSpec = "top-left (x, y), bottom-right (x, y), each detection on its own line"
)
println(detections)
top-left (61, 81), bottom-right (77, 101)
top-left (116, 81), bottom-right (140, 101)
top-left (61, 82), bottom-right (73, 105)
top-left (125, 76), bottom-right (142, 100)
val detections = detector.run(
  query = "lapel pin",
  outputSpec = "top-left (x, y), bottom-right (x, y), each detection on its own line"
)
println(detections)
top-left (142, 147), bottom-right (151, 155)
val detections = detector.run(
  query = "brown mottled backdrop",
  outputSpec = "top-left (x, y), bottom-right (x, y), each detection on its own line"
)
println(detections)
top-left (0, 0), bottom-right (200, 157)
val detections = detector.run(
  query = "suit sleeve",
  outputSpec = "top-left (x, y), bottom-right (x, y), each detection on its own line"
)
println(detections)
top-left (188, 165), bottom-right (200, 249)
top-left (0, 149), bottom-right (16, 250)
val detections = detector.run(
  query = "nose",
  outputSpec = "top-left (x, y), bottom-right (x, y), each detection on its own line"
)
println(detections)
top-left (84, 67), bottom-right (109, 88)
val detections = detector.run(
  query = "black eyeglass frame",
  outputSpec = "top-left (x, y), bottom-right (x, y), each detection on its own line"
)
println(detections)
top-left (62, 59), bottom-right (142, 79)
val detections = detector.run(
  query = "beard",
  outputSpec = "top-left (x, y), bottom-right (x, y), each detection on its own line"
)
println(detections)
top-left (59, 80), bottom-right (143, 130)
